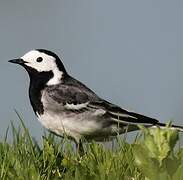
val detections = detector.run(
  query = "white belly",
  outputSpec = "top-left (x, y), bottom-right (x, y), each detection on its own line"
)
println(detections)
top-left (37, 110), bottom-right (103, 141)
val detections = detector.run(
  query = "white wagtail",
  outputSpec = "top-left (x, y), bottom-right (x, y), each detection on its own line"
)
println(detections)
top-left (9, 49), bottom-right (183, 144)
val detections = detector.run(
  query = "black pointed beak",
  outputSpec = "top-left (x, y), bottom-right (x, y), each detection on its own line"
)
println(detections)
top-left (8, 58), bottom-right (26, 65)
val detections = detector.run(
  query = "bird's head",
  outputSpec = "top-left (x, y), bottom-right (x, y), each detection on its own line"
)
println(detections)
top-left (9, 49), bottom-right (67, 85)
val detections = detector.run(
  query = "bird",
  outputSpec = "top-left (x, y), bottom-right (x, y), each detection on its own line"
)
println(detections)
top-left (9, 49), bottom-right (183, 148)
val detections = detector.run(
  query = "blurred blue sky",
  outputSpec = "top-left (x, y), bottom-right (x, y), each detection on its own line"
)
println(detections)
top-left (1, 0), bottom-right (183, 140)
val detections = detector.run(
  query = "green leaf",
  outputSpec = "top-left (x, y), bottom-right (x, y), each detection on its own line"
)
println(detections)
top-left (172, 163), bottom-right (183, 180)
top-left (133, 144), bottom-right (160, 180)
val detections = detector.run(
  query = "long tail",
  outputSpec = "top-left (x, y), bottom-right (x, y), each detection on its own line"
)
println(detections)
top-left (153, 122), bottom-right (183, 132)
top-left (89, 100), bottom-right (183, 132)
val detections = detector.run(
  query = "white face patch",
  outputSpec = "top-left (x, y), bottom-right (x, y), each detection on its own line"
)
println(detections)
top-left (21, 50), bottom-right (63, 85)
top-left (22, 50), bottom-right (56, 72)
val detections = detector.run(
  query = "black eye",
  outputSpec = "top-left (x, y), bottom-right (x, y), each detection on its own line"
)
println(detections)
top-left (36, 57), bottom-right (43, 62)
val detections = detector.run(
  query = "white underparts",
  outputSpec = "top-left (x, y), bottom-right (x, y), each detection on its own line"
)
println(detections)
top-left (37, 111), bottom-right (102, 142)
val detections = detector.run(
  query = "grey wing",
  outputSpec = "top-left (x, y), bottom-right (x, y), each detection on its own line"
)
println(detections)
top-left (45, 81), bottom-right (100, 109)
top-left (45, 78), bottom-right (159, 126)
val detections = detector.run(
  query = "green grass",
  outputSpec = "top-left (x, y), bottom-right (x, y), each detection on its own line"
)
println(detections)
top-left (1, 114), bottom-right (183, 180)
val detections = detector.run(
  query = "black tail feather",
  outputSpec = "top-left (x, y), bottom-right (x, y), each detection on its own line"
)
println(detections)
top-left (155, 122), bottom-right (183, 132)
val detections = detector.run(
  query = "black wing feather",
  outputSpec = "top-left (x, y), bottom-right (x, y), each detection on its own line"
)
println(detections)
top-left (88, 100), bottom-right (159, 125)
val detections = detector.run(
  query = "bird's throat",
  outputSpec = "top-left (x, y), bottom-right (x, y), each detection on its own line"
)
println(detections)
top-left (28, 70), bottom-right (53, 115)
